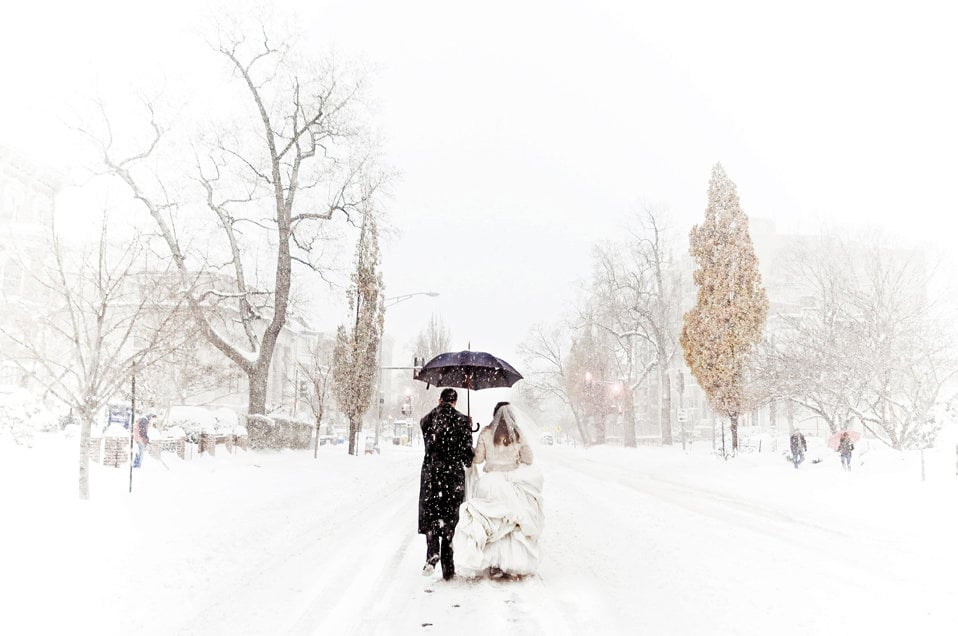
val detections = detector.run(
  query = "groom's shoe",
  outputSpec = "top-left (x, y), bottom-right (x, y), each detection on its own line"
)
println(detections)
top-left (422, 556), bottom-right (439, 576)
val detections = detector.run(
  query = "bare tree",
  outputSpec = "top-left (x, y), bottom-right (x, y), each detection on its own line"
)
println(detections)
top-left (519, 322), bottom-right (594, 445)
top-left (414, 313), bottom-right (451, 362)
top-left (589, 205), bottom-right (681, 446)
top-left (761, 231), bottom-right (956, 449)
top-left (754, 235), bottom-right (867, 434)
top-left (298, 336), bottom-right (334, 458)
top-left (565, 321), bottom-right (620, 445)
top-left (384, 313), bottom-right (452, 431)
top-left (843, 239), bottom-right (955, 448)
top-left (79, 16), bottom-right (383, 416)
top-left (0, 217), bottom-right (187, 499)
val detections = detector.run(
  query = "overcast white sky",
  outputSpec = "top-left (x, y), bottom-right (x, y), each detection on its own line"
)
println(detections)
top-left (2, 0), bottom-right (956, 371)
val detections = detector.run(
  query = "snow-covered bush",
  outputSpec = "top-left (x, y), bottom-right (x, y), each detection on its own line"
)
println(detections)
top-left (166, 405), bottom-right (242, 443)
top-left (164, 426), bottom-right (187, 440)
top-left (272, 417), bottom-right (313, 449)
top-left (0, 390), bottom-right (59, 446)
top-left (245, 415), bottom-right (275, 448)
top-left (245, 415), bottom-right (311, 449)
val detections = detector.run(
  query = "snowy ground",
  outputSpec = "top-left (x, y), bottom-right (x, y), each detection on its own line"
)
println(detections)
top-left (2, 434), bottom-right (957, 635)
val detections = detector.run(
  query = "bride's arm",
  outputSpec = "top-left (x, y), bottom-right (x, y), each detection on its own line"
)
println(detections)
top-left (519, 439), bottom-right (534, 465)
top-left (473, 429), bottom-right (487, 465)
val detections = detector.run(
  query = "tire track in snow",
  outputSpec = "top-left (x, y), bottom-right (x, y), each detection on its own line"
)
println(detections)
top-left (178, 472), bottom-right (417, 635)
top-left (544, 450), bottom-right (953, 634)
top-left (284, 474), bottom-right (419, 634)
top-left (306, 485), bottom-right (575, 635)
top-left (549, 452), bottom-right (907, 582)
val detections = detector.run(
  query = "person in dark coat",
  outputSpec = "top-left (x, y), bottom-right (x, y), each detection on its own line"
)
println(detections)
top-left (789, 429), bottom-right (807, 468)
top-left (837, 431), bottom-right (855, 471)
top-left (418, 388), bottom-right (474, 580)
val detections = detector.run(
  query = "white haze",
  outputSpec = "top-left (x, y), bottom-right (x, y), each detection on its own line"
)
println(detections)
top-left (2, 0), bottom-right (956, 364)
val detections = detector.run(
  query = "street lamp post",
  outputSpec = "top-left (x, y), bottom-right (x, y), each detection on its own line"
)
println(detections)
top-left (376, 291), bottom-right (439, 446)
top-left (385, 291), bottom-right (439, 308)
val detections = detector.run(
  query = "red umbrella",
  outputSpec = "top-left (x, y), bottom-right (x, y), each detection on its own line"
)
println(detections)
top-left (827, 430), bottom-right (861, 451)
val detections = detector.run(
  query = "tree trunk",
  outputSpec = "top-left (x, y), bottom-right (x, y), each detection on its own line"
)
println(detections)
top-left (313, 405), bottom-right (325, 459)
top-left (347, 415), bottom-right (361, 456)
top-left (248, 365), bottom-right (268, 415)
top-left (730, 412), bottom-right (739, 451)
top-left (623, 387), bottom-right (637, 447)
top-left (571, 407), bottom-right (592, 446)
top-left (593, 411), bottom-right (606, 445)
top-left (78, 413), bottom-right (93, 500)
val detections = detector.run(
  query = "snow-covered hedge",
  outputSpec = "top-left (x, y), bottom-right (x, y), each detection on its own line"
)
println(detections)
top-left (0, 390), bottom-right (59, 446)
top-left (245, 415), bottom-right (312, 450)
top-left (166, 406), bottom-right (244, 443)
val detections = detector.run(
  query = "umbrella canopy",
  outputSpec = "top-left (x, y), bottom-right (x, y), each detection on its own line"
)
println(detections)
top-left (827, 430), bottom-right (861, 451)
top-left (415, 350), bottom-right (523, 391)
top-left (415, 350), bottom-right (523, 429)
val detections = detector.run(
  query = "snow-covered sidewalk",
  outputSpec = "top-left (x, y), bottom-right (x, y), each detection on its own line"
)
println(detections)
top-left (2, 436), bottom-right (956, 634)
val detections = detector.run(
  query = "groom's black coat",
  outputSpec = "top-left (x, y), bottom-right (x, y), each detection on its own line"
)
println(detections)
top-left (418, 402), bottom-right (474, 536)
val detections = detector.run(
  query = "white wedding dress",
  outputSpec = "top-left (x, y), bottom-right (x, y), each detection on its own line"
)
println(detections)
top-left (453, 421), bottom-right (545, 577)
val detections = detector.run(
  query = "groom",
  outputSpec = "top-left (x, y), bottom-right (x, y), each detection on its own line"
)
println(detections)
top-left (418, 388), bottom-right (474, 580)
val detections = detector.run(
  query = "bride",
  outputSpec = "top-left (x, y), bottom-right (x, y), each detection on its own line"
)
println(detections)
top-left (453, 402), bottom-right (545, 579)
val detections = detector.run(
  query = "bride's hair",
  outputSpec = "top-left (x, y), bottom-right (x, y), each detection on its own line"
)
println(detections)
top-left (492, 402), bottom-right (521, 447)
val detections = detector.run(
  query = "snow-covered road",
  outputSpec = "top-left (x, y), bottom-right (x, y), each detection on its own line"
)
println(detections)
top-left (4, 439), bottom-right (956, 635)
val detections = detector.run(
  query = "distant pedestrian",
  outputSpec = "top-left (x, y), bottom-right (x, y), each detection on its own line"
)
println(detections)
top-left (133, 412), bottom-right (156, 468)
top-left (789, 429), bottom-right (807, 468)
top-left (837, 431), bottom-right (855, 471)
top-left (418, 388), bottom-right (474, 580)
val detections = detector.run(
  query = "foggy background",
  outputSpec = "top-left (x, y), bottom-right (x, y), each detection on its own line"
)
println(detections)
top-left (2, 0), bottom-right (955, 369)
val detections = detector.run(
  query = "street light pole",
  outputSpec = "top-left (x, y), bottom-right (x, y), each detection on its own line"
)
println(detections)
top-left (375, 291), bottom-right (439, 447)
top-left (385, 291), bottom-right (439, 308)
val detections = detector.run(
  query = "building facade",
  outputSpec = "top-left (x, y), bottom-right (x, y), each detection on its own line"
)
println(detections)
top-left (0, 147), bottom-right (59, 391)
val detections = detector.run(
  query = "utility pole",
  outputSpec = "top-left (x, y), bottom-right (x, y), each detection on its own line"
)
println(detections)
top-left (292, 365), bottom-right (299, 419)
top-left (128, 369), bottom-right (136, 493)
top-left (376, 292), bottom-right (439, 447)
top-left (677, 369), bottom-right (686, 451)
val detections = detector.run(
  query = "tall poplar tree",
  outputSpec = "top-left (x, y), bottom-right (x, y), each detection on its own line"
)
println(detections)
top-left (680, 164), bottom-right (768, 452)
top-left (332, 212), bottom-right (385, 456)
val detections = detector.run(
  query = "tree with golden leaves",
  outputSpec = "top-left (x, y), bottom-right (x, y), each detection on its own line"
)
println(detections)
top-left (680, 164), bottom-right (768, 452)
top-left (332, 211), bottom-right (385, 456)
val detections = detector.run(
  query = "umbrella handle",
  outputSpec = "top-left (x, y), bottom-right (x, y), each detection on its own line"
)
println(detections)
top-left (466, 382), bottom-right (478, 432)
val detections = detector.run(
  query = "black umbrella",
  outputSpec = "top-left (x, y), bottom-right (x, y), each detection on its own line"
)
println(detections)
top-left (415, 349), bottom-right (523, 430)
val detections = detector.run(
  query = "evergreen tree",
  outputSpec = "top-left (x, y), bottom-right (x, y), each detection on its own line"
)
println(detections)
top-left (680, 164), bottom-right (768, 452)
top-left (332, 213), bottom-right (385, 456)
